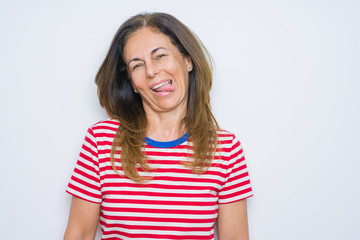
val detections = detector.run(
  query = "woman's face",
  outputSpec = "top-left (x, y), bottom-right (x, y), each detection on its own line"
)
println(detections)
top-left (123, 27), bottom-right (192, 116)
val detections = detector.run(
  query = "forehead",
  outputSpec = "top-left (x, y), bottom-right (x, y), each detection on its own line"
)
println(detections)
top-left (123, 28), bottom-right (174, 60)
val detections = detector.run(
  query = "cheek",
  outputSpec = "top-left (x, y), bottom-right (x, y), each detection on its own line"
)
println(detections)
top-left (130, 73), bottom-right (145, 88)
top-left (170, 62), bottom-right (188, 79)
top-left (178, 66), bottom-right (190, 86)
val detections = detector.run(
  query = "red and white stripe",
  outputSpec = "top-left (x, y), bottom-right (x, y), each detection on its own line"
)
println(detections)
top-left (67, 119), bottom-right (253, 240)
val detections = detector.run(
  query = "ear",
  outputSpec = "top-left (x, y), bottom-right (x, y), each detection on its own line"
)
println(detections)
top-left (186, 56), bottom-right (193, 72)
top-left (131, 84), bottom-right (138, 93)
top-left (129, 79), bottom-right (139, 93)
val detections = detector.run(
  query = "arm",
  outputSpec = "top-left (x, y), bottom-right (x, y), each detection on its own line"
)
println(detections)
top-left (64, 196), bottom-right (101, 240)
top-left (217, 199), bottom-right (249, 240)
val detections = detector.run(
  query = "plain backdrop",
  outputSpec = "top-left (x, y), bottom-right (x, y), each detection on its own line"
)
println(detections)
top-left (0, 0), bottom-right (359, 239)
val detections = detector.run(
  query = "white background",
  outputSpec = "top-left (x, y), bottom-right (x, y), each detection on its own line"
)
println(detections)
top-left (1, 0), bottom-right (359, 239)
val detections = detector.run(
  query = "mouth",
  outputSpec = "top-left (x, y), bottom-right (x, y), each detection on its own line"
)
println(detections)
top-left (151, 80), bottom-right (173, 92)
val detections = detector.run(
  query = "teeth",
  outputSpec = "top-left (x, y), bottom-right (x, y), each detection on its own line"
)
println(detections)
top-left (152, 80), bottom-right (171, 90)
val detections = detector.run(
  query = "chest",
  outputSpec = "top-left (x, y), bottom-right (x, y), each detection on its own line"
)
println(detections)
top-left (98, 152), bottom-right (227, 213)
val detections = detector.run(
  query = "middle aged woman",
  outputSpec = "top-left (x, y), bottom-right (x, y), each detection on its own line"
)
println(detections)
top-left (64, 12), bottom-right (253, 240)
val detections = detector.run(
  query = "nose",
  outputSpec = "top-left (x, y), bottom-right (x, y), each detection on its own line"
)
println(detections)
top-left (145, 61), bottom-right (160, 79)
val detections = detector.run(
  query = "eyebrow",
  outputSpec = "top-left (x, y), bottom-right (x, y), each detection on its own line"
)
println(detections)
top-left (127, 47), bottom-right (169, 67)
top-left (151, 47), bottom-right (167, 55)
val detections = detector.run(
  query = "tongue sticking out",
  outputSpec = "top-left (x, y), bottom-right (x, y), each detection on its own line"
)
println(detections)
top-left (155, 84), bottom-right (174, 92)
top-left (153, 81), bottom-right (175, 92)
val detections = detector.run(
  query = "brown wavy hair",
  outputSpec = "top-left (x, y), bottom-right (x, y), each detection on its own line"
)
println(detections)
top-left (95, 12), bottom-right (219, 182)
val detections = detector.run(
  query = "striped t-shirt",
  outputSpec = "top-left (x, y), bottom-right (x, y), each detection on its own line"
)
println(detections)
top-left (66, 119), bottom-right (253, 239)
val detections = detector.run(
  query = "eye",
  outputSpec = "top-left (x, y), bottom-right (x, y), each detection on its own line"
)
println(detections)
top-left (156, 54), bottom-right (167, 60)
top-left (132, 63), bottom-right (143, 71)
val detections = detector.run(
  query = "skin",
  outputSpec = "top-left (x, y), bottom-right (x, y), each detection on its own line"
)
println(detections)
top-left (123, 27), bottom-right (192, 141)
top-left (64, 27), bottom-right (250, 240)
top-left (63, 197), bottom-right (100, 240)
top-left (217, 200), bottom-right (250, 240)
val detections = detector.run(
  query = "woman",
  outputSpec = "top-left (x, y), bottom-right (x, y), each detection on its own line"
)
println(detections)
top-left (64, 12), bottom-right (253, 240)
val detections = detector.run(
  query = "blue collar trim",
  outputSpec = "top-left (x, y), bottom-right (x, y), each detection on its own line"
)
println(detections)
top-left (145, 133), bottom-right (188, 148)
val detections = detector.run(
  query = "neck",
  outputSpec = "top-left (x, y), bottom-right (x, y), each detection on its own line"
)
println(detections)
top-left (144, 106), bottom-right (187, 142)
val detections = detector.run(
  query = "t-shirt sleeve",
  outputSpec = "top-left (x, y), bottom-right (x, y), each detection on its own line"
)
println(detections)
top-left (66, 127), bottom-right (102, 204)
top-left (218, 134), bottom-right (253, 204)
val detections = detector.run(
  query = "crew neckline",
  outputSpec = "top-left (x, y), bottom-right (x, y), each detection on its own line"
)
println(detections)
top-left (145, 133), bottom-right (188, 148)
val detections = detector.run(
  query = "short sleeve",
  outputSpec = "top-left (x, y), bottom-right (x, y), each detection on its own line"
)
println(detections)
top-left (218, 135), bottom-right (253, 204)
top-left (66, 127), bottom-right (102, 204)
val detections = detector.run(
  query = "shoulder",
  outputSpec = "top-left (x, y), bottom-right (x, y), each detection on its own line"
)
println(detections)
top-left (87, 119), bottom-right (120, 136)
top-left (216, 128), bottom-right (237, 143)
top-left (216, 128), bottom-right (243, 153)
top-left (90, 118), bottom-right (120, 130)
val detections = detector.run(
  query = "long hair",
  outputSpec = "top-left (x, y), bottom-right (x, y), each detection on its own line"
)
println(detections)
top-left (95, 12), bottom-right (219, 182)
